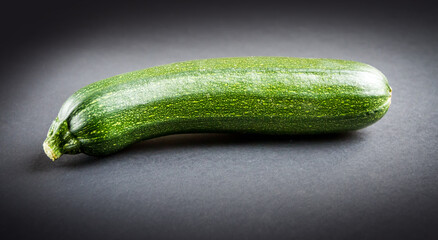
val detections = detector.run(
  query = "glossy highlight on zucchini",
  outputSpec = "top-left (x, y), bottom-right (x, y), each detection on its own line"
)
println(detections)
top-left (43, 57), bottom-right (392, 160)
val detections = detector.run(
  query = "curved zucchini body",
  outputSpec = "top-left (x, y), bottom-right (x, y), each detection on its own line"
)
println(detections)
top-left (43, 57), bottom-right (391, 160)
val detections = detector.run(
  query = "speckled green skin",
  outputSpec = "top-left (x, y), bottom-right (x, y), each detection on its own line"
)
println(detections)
top-left (43, 57), bottom-right (391, 160)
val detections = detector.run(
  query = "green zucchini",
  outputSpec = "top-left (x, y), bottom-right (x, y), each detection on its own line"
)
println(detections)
top-left (43, 57), bottom-right (392, 160)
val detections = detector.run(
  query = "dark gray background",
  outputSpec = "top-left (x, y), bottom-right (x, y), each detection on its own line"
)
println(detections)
top-left (1, 1), bottom-right (437, 239)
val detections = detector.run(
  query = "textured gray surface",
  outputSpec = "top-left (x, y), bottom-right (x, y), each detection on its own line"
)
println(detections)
top-left (1, 2), bottom-right (437, 239)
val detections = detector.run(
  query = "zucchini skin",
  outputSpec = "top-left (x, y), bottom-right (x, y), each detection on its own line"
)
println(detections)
top-left (43, 57), bottom-right (391, 160)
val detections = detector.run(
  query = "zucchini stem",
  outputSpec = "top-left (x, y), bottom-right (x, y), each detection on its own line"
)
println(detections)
top-left (43, 118), bottom-right (81, 161)
top-left (43, 140), bottom-right (61, 161)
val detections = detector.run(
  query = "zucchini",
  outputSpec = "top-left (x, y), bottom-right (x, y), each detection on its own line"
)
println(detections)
top-left (43, 57), bottom-right (392, 160)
